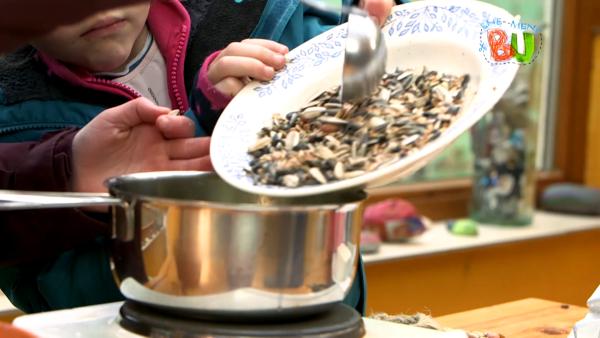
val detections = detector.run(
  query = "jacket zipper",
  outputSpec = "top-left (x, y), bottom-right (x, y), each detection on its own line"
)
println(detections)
top-left (170, 25), bottom-right (188, 112)
top-left (88, 77), bottom-right (142, 99)
top-left (0, 123), bottom-right (76, 136)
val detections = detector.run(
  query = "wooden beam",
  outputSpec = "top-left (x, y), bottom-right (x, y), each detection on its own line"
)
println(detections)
top-left (585, 34), bottom-right (600, 187)
top-left (555, 0), bottom-right (600, 183)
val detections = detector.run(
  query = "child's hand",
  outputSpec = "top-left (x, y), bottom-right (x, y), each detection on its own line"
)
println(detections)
top-left (72, 98), bottom-right (212, 193)
top-left (206, 39), bottom-right (288, 97)
top-left (359, 0), bottom-right (394, 26)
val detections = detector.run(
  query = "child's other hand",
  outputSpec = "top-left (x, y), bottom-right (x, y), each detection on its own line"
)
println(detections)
top-left (207, 39), bottom-right (288, 97)
top-left (72, 98), bottom-right (212, 193)
top-left (359, 0), bottom-right (394, 26)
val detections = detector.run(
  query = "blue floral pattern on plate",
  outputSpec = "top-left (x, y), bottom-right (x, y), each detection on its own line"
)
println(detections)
top-left (253, 28), bottom-right (347, 98)
top-left (252, 3), bottom-right (512, 99)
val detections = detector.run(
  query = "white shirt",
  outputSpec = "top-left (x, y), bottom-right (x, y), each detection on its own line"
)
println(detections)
top-left (96, 33), bottom-right (172, 108)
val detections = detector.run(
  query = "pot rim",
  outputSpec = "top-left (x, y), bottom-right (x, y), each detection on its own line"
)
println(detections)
top-left (105, 171), bottom-right (367, 211)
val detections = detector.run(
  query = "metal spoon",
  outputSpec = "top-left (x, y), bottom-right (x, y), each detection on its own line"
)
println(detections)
top-left (301, 0), bottom-right (387, 102)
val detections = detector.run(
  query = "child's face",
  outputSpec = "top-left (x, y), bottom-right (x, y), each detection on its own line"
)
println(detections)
top-left (32, 3), bottom-right (151, 73)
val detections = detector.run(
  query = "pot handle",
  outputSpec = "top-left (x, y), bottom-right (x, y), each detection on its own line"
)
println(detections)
top-left (0, 190), bottom-right (123, 210)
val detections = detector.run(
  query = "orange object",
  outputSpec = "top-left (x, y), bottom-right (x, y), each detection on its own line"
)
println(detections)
top-left (0, 323), bottom-right (37, 338)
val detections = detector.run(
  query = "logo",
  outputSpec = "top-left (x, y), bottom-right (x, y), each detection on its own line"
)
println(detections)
top-left (480, 17), bottom-right (542, 65)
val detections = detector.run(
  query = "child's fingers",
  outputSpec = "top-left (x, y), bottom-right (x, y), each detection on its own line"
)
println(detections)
top-left (361, 0), bottom-right (394, 26)
top-left (206, 39), bottom-right (288, 98)
top-left (208, 55), bottom-right (275, 83)
top-left (217, 42), bottom-right (286, 70)
top-left (214, 77), bottom-right (246, 98)
top-left (239, 39), bottom-right (289, 54)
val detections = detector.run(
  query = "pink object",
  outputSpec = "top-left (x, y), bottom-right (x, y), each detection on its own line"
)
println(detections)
top-left (363, 199), bottom-right (418, 226)
top-left (363, 199), bottom-right (425, 241)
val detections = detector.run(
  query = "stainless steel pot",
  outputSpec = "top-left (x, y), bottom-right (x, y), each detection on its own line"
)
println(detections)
top-left (0, 172), bottom-right (365, 318)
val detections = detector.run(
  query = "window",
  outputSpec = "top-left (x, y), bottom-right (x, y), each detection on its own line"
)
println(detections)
top-left (366, 0), bottom-right (568, 221)
top-left (389, 0), bottom-right (559, 184)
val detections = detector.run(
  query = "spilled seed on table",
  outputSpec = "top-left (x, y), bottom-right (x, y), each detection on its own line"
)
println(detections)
top-left (246, 67), bottom-right (470, 187)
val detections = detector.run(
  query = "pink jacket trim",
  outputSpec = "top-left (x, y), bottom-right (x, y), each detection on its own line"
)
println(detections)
top-left (38, 52), bottom-right (138, 100)
top-left (148, 0), bottom-right (191, 111)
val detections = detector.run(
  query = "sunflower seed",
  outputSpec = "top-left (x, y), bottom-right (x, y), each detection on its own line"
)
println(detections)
top-left (285, 130), bottom-right (300, 150)
top-left (249, 136), bottom-right (271, 152)
top-left (334, 162), bottom-right (345, 179)
top-left (309, 167), bottom-right (327, 184)
top-left (282, 174), bottom-right (300, 187)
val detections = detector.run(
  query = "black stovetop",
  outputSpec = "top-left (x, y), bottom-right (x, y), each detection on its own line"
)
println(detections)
top-left (119, 300), bottom-right (365, 338)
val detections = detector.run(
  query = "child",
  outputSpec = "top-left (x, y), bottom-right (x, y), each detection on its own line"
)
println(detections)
top-left (0, 0), bottom-right (397, 313)
top-left (0, 0), bottom-right (149, 52)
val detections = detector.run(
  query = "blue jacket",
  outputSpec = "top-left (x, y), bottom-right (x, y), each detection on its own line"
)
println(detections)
top-left (0, 0), bottom-right (399, 314)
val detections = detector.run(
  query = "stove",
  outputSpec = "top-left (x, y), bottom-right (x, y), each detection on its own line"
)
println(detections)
top-left (119, 300), bottom-right (364, 337)
top-left (11, 301), bottom-right (462, 337)
top-left (11, 301), bottom-right (364, 338)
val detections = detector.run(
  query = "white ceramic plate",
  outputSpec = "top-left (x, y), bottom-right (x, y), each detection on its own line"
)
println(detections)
top-left (211, 0), bottom-right (519, 197)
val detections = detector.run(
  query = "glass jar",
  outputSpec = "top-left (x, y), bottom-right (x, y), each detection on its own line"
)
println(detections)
top-left (469, 73), bottom-right (537, 226)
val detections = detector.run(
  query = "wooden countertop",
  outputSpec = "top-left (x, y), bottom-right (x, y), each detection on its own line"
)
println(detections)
top-left (436, 298), bottom-right (588, 338)
top-left (364, 318), bottom-right (465, 337)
